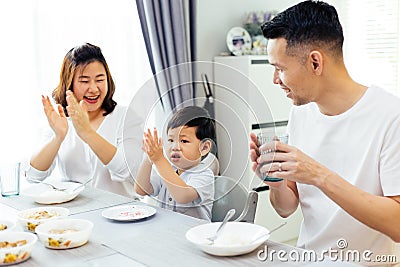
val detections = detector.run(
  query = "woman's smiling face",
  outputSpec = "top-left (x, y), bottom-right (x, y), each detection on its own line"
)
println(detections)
top-left (72, 61), bottom-right (108, 113)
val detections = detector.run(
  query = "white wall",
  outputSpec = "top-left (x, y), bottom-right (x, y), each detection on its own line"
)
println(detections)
top-left (196, 0), bottom-right (295, 62)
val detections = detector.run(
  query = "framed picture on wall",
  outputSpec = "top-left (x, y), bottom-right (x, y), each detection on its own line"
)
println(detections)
top-left (226, 27), bottom-right (251, 56)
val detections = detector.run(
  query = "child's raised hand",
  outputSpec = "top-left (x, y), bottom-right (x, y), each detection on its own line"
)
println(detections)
top-left (143, 128), bottom-right (164, 163)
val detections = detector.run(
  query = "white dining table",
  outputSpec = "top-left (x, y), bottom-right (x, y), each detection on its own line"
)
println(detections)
top-left (0, 188), bottom-right (358, 267)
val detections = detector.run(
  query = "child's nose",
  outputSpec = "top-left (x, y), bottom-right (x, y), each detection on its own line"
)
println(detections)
top-left (172, 142), bottom-right (180, 150)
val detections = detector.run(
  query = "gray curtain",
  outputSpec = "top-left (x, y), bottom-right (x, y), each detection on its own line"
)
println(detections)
top-left (136, 0), bottom-right (197, 112)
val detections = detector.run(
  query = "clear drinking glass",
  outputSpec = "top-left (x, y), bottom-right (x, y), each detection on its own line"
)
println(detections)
top-left (257, 132), bottom-right (289, 182)
top-left (0, 162), bottom-right (21, 197)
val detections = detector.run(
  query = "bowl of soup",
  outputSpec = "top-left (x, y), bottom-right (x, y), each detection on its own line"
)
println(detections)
top-left (0, 231), bottom-right (37, 265)
top-left (17, 207), bottom-right (70, 233)
top-left (35, 219), bottom-right (93, 249)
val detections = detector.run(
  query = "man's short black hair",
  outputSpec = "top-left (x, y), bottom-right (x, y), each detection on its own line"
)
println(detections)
top-left (167, 106), bottom-right (216, 143)
top-left (261, 0), bottom-right (344, 58)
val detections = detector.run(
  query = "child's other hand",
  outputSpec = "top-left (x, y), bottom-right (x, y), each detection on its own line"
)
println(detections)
top-left (143, 128), bottom-right (164, 163)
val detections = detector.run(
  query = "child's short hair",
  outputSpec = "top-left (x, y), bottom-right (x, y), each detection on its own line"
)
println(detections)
top-left (167, 106), bottom-right (216, 143)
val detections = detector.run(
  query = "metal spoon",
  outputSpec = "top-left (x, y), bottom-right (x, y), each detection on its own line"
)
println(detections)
top-left (250, 221), bottom-right (287, 244)
top-left (206, 209), bottom-right (236, 245)
top-left (29, 179), bottom-right (67, 191)
top-left (71, 178), bottom-right (93, 192)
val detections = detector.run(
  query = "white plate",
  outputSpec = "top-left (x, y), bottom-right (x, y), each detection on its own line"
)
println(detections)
top-left (226, 27), bottom-right (252, 56)
top-left (22, 182), bottom-right (85, 204)
top-left (186, 222), bottom-right (270, 256)
top-left (101, 205), bottom-right (156, 222)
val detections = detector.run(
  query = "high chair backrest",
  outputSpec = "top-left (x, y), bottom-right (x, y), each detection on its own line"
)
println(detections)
top-left (211, 175), bottom-right (258, 223)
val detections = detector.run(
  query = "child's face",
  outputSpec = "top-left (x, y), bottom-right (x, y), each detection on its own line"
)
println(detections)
top-left (166, 126), bottom-right (204, 170)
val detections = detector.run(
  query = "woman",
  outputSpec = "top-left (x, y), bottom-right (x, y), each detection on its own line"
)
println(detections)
top-left (27, 43), bottom-right (143, 198)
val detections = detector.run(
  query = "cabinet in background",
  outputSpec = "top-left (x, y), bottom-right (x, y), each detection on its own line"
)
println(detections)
top-left (213, 55), bottom-right (292, 188)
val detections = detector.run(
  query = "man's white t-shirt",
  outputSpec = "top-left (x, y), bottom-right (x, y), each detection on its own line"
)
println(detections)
top-left (287, 86), bottom-right (400, 264)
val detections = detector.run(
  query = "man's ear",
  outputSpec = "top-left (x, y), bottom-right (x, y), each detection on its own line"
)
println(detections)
top-left (199, 139), bottom-right (212, 156)
top-left (309, 50), bottom-right (323, 75)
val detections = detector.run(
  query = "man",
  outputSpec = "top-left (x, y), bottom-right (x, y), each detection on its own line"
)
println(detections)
top-left (250, 0), bottom-right (400, 263)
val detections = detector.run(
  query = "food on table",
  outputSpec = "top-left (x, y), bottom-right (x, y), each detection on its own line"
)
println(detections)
top-left (119, 210), bottom-right (145, 218)
top-left (24, 210), bottom-right (61, 220)
top-left (20, 210), bottom-right (63, 232)
top-left (0, 224), bottom-right (7, 231)
top-left (0, 239), bottom-right (27, 249)
top-left (35, 218), bottom-right (92, 250)
top-left (27, 222), bottom-right (38, 232)
top-left (48, 228), bottom-right (79, 235)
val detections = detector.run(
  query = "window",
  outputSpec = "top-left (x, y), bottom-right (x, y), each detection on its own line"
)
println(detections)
top-left (344, 0), bottom-right (400, 96)
top-left (0, 0), bottom-right (151, 164)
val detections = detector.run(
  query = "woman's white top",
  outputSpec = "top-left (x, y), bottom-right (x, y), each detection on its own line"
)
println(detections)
top-left (26, 105), bottom-right (143, 198)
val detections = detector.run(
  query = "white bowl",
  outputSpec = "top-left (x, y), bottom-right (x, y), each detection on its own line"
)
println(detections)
top-left (0, 231), bottom-right (37, 265)
top-left (17, 207), bottom-right (70, 233)
top-left (0, 220), bottom-right (16, 233)
top-left (35, 219), bottom-right (93, 249)
top-left (186, 222), bottom-right (270, 256)
top-left (23, 182), bottom-right (85, 204)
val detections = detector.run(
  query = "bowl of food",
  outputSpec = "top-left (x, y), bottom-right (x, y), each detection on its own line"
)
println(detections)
top-left (17, 207), bottom-right (70, 233)
top-left (35, 219), bottom-right (93, 249)
top-left (186, 222), bottom-right (270, 256)
top-left (0, 231), bottom-right (37, 265)
top-left (22, 181), bottom-right (85, 204)
top-left (0, 220), bottom-right (16, 233)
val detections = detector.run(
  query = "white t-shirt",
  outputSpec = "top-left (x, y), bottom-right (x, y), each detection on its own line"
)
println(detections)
top-left (287, 86), bottom-right (400, 264)
top-left (150, 162), bottom-right (214, 221)
top-left (26, 105), bottom-right (143, 198)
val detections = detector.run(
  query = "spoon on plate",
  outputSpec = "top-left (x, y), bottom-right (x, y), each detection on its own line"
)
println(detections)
top-left (250, 221), bottom-right (287, 244)
top-left (29, 179), bottom-right (67, 191)
top-left (206, 209), bottom-right (236, 245)
top-left (71, 178), bottom-right (93, 192)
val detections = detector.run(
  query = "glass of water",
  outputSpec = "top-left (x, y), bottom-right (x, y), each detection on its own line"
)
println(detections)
top-left (0, 162), bottom-right (21, 197)
top-left (256, 132), bottom-right (288, 182)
